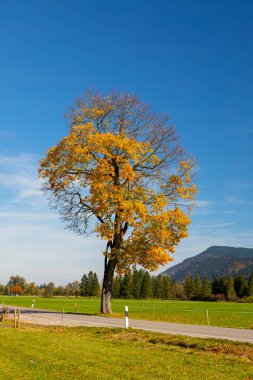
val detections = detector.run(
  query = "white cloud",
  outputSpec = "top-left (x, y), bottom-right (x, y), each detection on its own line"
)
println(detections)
top-left (0, 211), bottom-right (56, 220)
top-left (0, 173), bottom-right (41, 198)
top-left (0, 153), bottom-right (36, 168)
top-left (225, 196), bottom-right (253, 205)
top-left (0, 153), bottom-right (42, 201)
top-left (190, 220), bottom-right (235, 231)
top-left (0, 153), bottom-right (106, 284)
top-left (191, 199), bottom-right (216, 216)
top-left (195, 200), bottom-right (214, 207)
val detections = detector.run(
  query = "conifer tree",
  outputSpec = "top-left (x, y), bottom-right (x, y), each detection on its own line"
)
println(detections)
top-left (80, 273), bottom-right (88, 296)
top-left (212, 277), bottom-right (220, 295)
top-left (226, 276), bottom-right (237, 301)
top-left (92, 273), bottom-right (100, 296)
top-left (152, 275), bottom-right (163, 299)
top-left (112, 276), bottom-right (121, 298)
top-left (248, 273), bottom-right (253, 296)
top-left (201, 277), bottom-right (211, 300)
top-left (184, 275), bottom-right (194, 299)
top-left (120, 273), bottom-right (131, 298)
top-left (130, 267), bottom-right (141, 299)
top-left (87, 271), bottom-right (94, 297)
top-left (140, 272), bottom-right (152, 299)
top-left (218, 277), bottom-right (227, 296)
top-left (192, 276), bottom-right (202, 300)
top-left (162, 276), bottom-right (172, 299)
top-left (234, 275), bottom-right (246, 298)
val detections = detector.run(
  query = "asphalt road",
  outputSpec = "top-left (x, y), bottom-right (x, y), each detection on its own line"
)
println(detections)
top-left (8, 307), bottom-right (253, 344)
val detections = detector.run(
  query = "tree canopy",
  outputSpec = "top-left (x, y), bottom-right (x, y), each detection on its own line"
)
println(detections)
top-left (39, 90), bottom-right (197, 313)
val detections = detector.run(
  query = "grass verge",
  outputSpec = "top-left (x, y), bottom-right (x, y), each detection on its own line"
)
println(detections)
top-left (0, 324), bottom-right (252, 379)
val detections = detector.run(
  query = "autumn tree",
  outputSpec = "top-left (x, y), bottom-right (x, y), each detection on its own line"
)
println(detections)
top-left (8, 275), bottom-right (27, 290)
top-left (39, 90), bottom-right (197, 313)
top-left (10, 285), bottom-right (22, 295)
top-left (26, 282), bottom-right (37, 295)
top-left (0, 284), bottom-right (5, 295)
top-left (72, 280), bottom-right (80, 297)
top-left (8, 275), bottom-right (27, 295)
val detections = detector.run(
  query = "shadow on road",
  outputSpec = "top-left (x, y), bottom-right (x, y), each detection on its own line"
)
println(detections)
top-left (4, 307), bottom-right (99, 317)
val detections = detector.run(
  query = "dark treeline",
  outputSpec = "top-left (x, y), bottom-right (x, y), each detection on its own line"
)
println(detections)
top-left (1, 270), bottom-right (253, 302)
top-left (112, 269), bottom-right (253, 302)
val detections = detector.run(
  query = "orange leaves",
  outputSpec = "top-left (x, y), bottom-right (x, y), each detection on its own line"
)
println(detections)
top-left (115, 205), bottom-right (192, 272)
top-left (162, 159), bottom-right (198, 202)
top-left (87, 130), bottom-right (151, 162)
top-left (39, 90), bottom-right (198, 274)
top-left (10, 285), bottom-right (23, 295)
top-left (96, 223), bottom-right (114, 241)
top-left (144, 246), bottom-right (173, 270)
top-left (81, 104), bottom-right (115, 120)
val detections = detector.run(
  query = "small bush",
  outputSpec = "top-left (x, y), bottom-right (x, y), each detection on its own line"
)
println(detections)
top-left (226, 295), bottom-right (238, 302)
top-left (238, 296), bottom-right (253, 303)
top-left (209, 294), bottom-right (225, 302)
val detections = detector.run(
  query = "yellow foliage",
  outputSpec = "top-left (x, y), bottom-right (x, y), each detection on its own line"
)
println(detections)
top-left (39, 91), bottom-right (198, 273)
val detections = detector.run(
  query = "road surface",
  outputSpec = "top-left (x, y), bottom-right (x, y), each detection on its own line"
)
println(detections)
top-left (7, 307), bottom-right (253, 344)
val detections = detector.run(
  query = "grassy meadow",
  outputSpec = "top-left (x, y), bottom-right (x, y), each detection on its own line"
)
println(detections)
top-left (1, 296), bottom-right (253, 329)
top-left (0, 324), bottom-right (252, 380)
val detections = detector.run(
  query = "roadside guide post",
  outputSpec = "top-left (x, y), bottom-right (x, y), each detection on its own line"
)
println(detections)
top-left (125, 306), bottom-right (129, 329)
top-left (206, 309), bottom-right (210, 326)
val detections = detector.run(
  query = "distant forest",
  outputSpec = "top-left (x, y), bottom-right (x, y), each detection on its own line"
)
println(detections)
top-left (111, 269), bottom-right (253, 302)
top-left (1, 268), bottom-right (253, 302)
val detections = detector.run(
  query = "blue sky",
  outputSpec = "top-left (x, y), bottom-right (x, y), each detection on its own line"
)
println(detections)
top-left (0, 0), bottom-right (252, 284)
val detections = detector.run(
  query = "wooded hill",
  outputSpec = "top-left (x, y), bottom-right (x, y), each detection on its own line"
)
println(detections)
top-left (161, 246), bottom-right (253, 281)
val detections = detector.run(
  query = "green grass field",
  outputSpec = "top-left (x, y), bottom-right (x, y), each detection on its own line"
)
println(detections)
top-left (1, 296), bottom-right (253, 329)
top-left (0, 324), bottom-right (252, 380)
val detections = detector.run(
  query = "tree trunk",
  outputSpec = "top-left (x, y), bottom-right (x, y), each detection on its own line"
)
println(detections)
top-left (100, 258), bottom-right (117, 314)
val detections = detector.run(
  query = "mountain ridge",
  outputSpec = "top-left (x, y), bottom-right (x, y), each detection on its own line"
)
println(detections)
top-left (161, 246), bottom-right (253, 281)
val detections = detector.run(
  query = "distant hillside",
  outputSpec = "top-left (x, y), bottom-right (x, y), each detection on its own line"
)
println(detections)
top-left (161, 246), bottom-right (253, 281)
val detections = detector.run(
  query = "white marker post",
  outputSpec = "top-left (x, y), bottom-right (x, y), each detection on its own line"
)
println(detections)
top-left (31, 300), bottom-right (35, 308)
top-left (125, 306), bottom-right (129, 329)
top-left (206, 309), bottom-right (209, 326)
